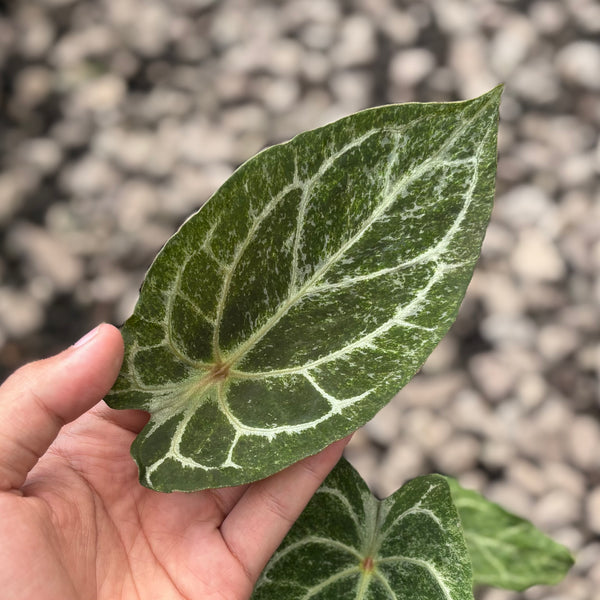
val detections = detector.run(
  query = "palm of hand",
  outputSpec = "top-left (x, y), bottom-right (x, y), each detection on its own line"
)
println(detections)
top-left (2, 406), bottom-right (254, 600)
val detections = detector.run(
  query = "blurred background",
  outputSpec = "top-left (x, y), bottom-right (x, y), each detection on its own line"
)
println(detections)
top-left (0, 0), bottom-right (599, 598)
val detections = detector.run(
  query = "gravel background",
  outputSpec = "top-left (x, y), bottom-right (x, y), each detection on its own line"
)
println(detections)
top-left (1, 1), bottom-right (599, 598)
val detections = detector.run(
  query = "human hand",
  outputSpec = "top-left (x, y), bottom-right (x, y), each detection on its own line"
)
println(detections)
top-left (0, 324), bottom-right (350, 600)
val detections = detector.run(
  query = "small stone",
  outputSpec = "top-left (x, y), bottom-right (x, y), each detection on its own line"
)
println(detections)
top-left (480, 313), bottom-right (537, 348)
top-left (507, 459), bottom-right (548, 497)
top-left (534, 489), bottom-right (580, 529)
top-left (407, 411), bottom-right (453, 452)
top-left (331, 15), bottom-right (377, 68)
top-left (490, 15), bottom-right (537, 77)
top-left (389, 48), bottom-right (436, 87)
top-left (329, 72), bottom-right (372, 112)
top-left (0, 288), bottom-right (44, 339)
top-left (542, 461), bottom-right (586, 498)
top-left (485, 481), bottom-right (533, 518)
top-left (556, 41), bottom-right (600, 90)
top-left (397, 372), bottom-right (467, 408)
top-left (566, 416), bottom-right (600, 472)
top-left (537, 324), bottom-right (580, 362)
top-left (511, 58), bottom-right (561, 104)
top-left (479, 223), bottom-right (516, 260)
top-left (469, 352), bottom-right (517, 401)
top-left (377, 10), bottom-right (419, 45)
top-left (450, 390), bottom-right (496, 436)
top-left (433, 0), bottom-right (477, 35)
top-left (0, 173), bottom-right (27, 224)
top-left (516, 372), bottom-right (547, 408)
top-left (7, 223), bottom-right (84, 293)
top-left (421, 336), bottom-right (458, 374)
top-left (300, 52), bottom-right (331, 84)
top-left (510, 229), bottom-right (566, 282)
top-left (14, 66), bottom-right (52, 107)
top-left (364, 402), bottom-right (402, 446)
top-left (61, 156), bottom-right (120, 196)
top-left (19, 138), bottom-right (62, 175)
top-left (496, 184), bottom-right (553, 229)
top-left (16, 5), bottom-right (54, 58)
top-left (51, 26), bottom-right (115, 66)
top-left (71, 74), bottom-right (126, 113)
top-left (529, 1), bottom-right (568, 35)
top-left (259, 78), bottom-right (301, 114)
top-left (480, 440), bottom-right (517, 470)
top-left (378, 442), bottom-right (425, 498)
top-left (431, 434), bottom-right (480, 474)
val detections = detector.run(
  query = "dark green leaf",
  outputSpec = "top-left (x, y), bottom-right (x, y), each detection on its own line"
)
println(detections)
top-left (106, 87), bottom-right (502, 491)
top-left (252, 458), bottom-right (473, 600)
top-left (447, 478), bottom-right (575, 591)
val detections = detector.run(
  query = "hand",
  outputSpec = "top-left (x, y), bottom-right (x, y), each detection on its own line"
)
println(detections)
top-left (0, 324), bottom-right (350, 600)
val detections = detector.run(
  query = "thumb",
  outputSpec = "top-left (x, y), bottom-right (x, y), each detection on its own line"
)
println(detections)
top-left (0, 323), bottom-right (123, 492)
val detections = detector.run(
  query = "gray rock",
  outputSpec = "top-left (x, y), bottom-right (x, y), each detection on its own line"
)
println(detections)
top-left (506, 459), bottom-right (548, 497)
top-left (510, 229), bottom-right (566, 282)
top-left (431, 434), bottom-right (481, 474)
top-left (389, 48), bottom-right (436, 87)
top-left (529, 0), bottom-right (568, 35)
top-left (7, 223), bottom-right (84, 293)
top-left (0, 288), bottom-right (44, 339)
top-left (14, 66), bottom-right (53, 107)
top-left (534, 489), bottom-right (580, 529)
top-left (490, 15), bottom-right (537, 78)
top-left (566, 416), bottom-right (600, 472)
top-left (537, 324), bottom-right (580, 363)
top-left (469, 352), bottom-right (518, 401)
top-left (496, 184), bottom-right (553, 229)
top-left (556, 41), bottom-right (600, 90)
top-left (378, 442), bottom-right (426, 498)
top-left (331, 15), bottom-right (377, 68)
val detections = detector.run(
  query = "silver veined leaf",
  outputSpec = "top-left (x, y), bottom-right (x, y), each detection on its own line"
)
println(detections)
top-left (106, 87), bottom-right (502, 491)
top-left (252, 458), bottom-right (473, 600)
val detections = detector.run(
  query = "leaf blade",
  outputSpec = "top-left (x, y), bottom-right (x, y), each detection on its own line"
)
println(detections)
top-left (252, 459), bottom-right (473, 600)
top-left (447, 477), bottom-right (575, 591)
top-left (106, 87), bottom-right (502, 491)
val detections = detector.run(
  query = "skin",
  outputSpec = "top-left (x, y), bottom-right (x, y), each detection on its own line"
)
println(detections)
top-left (0, 324), bottom-right (350, 600)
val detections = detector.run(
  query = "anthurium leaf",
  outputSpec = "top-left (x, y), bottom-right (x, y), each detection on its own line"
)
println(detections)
top-left (106, 86), bottom-right (502, 491)
top-left (252, 458), bottom-right (473, 600)
top-left (447, 478), bottom-right (575, 591)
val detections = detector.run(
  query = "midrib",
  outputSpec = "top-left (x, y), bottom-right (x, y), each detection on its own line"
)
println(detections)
top-left (220, 94), bottom-right (493, 370)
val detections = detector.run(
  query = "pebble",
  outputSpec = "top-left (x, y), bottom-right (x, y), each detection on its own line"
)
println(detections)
top-left (389, 48), bottom-right (436, 87)
top-left (496, 184), bottom-right (553, 229)
top-left (537, 324), bottom-right (580, 363)
top-left (332, 15), bottom-right (378, 68)
top-left (14, 66), bottom-right (53, 107)
top-left (490, 15), bottom-right (537, 78)
top-left (510, 229), bottom-right (566, 282)
top-left (566, 416), bottom-right (600, 472)
top-left (431, 434), bottom-right (481, 474)
top-left (556, 41), bottom-right (600, 90)
top-left (534, 489), bottom-right (580, 529)
top-left (378, 442), bottom-right (426, 497)
top-left (7, 223), bottom-right (84, 293)
top-left (0, 288), bottom-right (44, 339)
top-left (469, 352), bottom-right (518, 401)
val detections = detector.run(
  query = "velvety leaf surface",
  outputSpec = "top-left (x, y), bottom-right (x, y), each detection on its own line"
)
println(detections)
top-left (106, 87), bottom-right (502, 491)
top-left (447, 478), bottom-right (575, 591)
top-left (252, 459), bottom-right (473, 600)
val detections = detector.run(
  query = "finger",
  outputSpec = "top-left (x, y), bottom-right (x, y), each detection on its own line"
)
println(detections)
top-left (0, 323), bottom-right (124, 492)
top-left (220, 436), bottom-right (351, 583)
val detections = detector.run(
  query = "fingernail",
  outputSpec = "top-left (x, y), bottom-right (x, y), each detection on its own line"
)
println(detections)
top-left (73, 324), bottom-right (103, 348)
